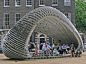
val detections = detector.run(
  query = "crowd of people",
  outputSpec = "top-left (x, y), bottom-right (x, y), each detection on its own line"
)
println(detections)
top-left (28, 40), bottom-right (76, 57)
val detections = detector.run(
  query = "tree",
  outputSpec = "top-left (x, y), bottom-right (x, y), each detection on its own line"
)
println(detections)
top-left (75, 0), bottom-right (86, 32)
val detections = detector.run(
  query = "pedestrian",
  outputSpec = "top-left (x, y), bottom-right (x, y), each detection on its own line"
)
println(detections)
top-left (70, 42), bottom-right (75, 57)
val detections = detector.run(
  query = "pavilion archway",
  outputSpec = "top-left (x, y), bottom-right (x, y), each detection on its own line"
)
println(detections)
top-left (2, 7), bottom-right (83, 59)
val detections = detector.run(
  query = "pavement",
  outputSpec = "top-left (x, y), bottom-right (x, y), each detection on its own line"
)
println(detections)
top-left (0, 53), bottom-right (86, 64)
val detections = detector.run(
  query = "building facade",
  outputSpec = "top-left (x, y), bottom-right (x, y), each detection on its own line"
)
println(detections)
top-left (0, 0), bottom-right (75, 46)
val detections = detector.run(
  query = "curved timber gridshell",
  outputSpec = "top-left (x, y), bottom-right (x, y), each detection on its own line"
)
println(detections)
top-left (2, 6), bottom-right (83, 59)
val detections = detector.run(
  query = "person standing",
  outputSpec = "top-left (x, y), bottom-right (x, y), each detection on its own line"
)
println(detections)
top-left (70, 43), bottom-right (75, 57)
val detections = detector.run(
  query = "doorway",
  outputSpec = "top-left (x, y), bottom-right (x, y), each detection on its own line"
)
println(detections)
top-left (40, 38), bottom-right (45, 44)
top-left (40, 34), bottom-right (45, 44)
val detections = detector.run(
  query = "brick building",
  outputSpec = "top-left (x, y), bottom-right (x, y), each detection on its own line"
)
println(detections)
top-left (0, 0), bottom-right (75, 46)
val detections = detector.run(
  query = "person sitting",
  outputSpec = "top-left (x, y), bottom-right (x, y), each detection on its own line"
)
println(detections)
top-left (75, 49), bottom-right (81, 57)
top-left (55, 49), bottom-right (60, 55)
top-left (54, 42), bottom-right (58, 47)
top-left (28, 41), bottom-right (35, 52)
top-left (61, 44), bottom-right (66, 54)
top-left (32, 42), bottom-right (36, 48)
top-left (42, 41), bottom-right (47, 51)
top-left (40, 43), bottom-right (43, 50)
top-left (34, 44), bottom-right (39, 56)
top-left (47, 43), bottom-right (53, 55)
top-left (52, 43), bottom-right (55, 49)
top-left (43, 44), bottom-right (50, 56)
top-left (58, 40), bottom-right (61, 46)
top-left (57, 45), bottom-right (63, 55)
top-left (65, 44), bottom-right (70, 54)
top-left (52, 42), bottom-right (55, 51)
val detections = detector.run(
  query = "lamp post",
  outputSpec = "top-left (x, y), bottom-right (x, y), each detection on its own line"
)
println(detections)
top-left (83, 31), bottom-right (85, 44)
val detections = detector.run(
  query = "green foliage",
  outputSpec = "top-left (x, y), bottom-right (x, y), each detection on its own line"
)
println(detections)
top-left (75, 0), bottom-right (86, 32)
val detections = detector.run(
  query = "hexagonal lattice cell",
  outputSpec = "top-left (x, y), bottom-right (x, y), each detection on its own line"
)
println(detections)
top-left (3, 7), bottom-right (83, 59)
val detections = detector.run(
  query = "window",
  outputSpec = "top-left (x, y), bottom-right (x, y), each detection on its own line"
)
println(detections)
top-left (15, 0), bottom-right (21, 7)
top-left (4, 0), bottom-right (9, 7)
top-left (39, 0), bottom-right (45, 6)
top-left (4, 13), bottom-right (9, 29)
top-left (26, 0), bottom-right (32, 6)
top-left (15, 13), bottom-right (20, 23)
top-left (52, 0), bottom-right (58, 6)
top-left (64, 0), bottom-right (71, 6)
top-left (65, 13), bottom-right (71, 21)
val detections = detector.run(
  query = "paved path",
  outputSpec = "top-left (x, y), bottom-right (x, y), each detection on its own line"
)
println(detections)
top-left (0, 53), bottom-right (86, 64)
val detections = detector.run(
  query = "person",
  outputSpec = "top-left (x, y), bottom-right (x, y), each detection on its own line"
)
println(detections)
top-left (42, 42), bottom-right (50, 55)
top-left (47, 43), bottom-right (53, 55)
top-left (28, 41), bottom-right (35, 52)
top-left (42, 41), bottom-right (52, 56)
top-left (55, 49), bottom-right (60, 55)
top-left (34, 44), bottom-right (39, 56)
top-left (61, 44), bottom-right (66, 54)
top-left (40, 43), bottom-right (43, 50)
top-left (54, 42), bottom-right (58, 46)
top-left (33, 42), bottom-right (36, 48)
top-left (47, 43), bottom-right (51, 49)
top-left (66, 44), bottom-right (70, 51)
top-left (70, 43), bottom-right (75, 57)
top-left (42, 41), bottom-right (47, 51)
top-left (84, 43), bottom-right (86, 49)
top-left (65, 44), bottom-right (70, 54)
top-left (70, 42), bottom-right (74, 47)
top-left (52, 43), bottom-right (55, 49)
top-left (58, 40), bottom-right (61, 46)
top-left (75, 49), bottom-right (81, 57)
top-left (71, 46), bottom-right (75, 57)
top-left (52, 42), bottom-right (55, 51)
top-left (43, 44), bottom-right (50, 55)
top-left (57, 45), bottom-right (63, 55)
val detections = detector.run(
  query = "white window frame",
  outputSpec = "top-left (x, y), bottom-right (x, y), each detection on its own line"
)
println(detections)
top-left (26, 0), bottom-right (32, 7)
top-left (4, 13), bottom-right (9, 29)
top-left (15, 13), bottom-right (20, 23)
top-left (65, 12), bottom-right (71, 21)
top-left (64, 0), bottom-right (71, 6)
top-left (15, 0), bottom-right (21, 7)
top-left (52, 0), bottom-right (58, 6)
top-left (4, 0), bottom-right (10, 7)
top-left (39, 0), bottom-right (45, 6)
top-left (65, 0), bottom-right (70, 2)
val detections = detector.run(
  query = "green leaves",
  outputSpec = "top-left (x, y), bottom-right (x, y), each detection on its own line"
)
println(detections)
top-left (75, 0), bottom-right (86, 32)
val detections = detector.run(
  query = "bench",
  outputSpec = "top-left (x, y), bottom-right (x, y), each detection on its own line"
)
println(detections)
top-left (29, 50), bottom-right (44, 57)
